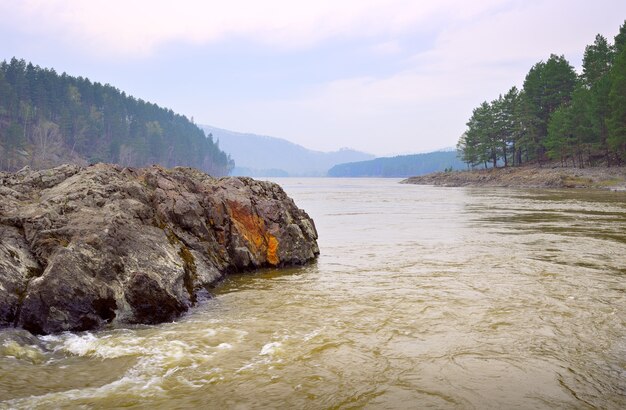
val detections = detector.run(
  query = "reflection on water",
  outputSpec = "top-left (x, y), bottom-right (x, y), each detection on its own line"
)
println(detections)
top-left (1, 179), bottom-right (625, 409)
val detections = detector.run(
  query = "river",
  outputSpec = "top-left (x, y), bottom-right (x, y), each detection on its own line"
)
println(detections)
top-left (1, 178), bottom-right (625, 409)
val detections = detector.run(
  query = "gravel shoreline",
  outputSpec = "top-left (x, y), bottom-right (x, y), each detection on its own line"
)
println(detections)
top-left (401, 166), bottom-right (626, 191)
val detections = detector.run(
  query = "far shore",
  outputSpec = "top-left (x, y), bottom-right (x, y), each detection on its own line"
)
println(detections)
top-left (401, 165), bottom-right (626, 191)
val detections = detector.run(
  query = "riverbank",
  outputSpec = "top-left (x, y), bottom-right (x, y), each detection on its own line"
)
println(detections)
top-left (401, 166), bottom-right (626, 190)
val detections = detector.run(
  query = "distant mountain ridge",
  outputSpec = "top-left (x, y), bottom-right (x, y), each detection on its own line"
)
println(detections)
top-left (201, 125), bottom-right (374, 176)
top-left (328, 150), bottom-right (466, 177)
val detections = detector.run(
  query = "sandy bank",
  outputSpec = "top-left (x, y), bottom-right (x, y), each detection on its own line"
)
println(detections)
top-left (401, 166), bottom-right (626, 190)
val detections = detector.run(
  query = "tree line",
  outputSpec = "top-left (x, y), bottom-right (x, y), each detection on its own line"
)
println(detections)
top-left (0, 58), bottom-right (234, 175)
top-left (328, 150), bottom-right (465, 177)
top-left (457, 21), bottom-right (626, 169)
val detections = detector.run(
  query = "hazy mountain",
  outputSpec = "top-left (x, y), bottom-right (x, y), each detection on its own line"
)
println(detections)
top-left (201, 125), bottom-right (374, 176)
top-left (328, 150), bottom-right (466, 177)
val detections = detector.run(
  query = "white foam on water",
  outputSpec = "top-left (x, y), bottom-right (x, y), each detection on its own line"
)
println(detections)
top-left (1, 340), bottom-right (46, 364)
top-left (7, 327), bottom-right (247, 406)
top-left (303, 328), bottom-right (323, 341)
top-left (236, 334), bottom-right (293, 373)
top-left (236, 357), bottom-right (273, 373)
top-left (260, 341), bottom-right (282, 356)
top-left (42, 332), bottom-right (150, 359)
top-left (41, 332), bottom-right (99, 356)
top-left (236, 346), bottom-right (279, 372)
top-left (5, 373), bottom-right (167, 408)
top-left (176, 376), bottom-right (204, 389)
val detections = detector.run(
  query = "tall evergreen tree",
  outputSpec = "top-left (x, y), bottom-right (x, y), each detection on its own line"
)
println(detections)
top-left (613, 20), bottom-right (626, 54)
top-left (521, 54), bottom-right (578, 162)
top-left (607, 46), bottom-right (626, 162)
top-left (492, 87), bottom-right (520, 167)
top-left (545, 104), bottom-right (573, 165)
top-left (546, 85), bottom-right (594, 167)
top-left (465, 102), bottom-right (498, 168)
top-left (582, 35), bottom-right (613, 87)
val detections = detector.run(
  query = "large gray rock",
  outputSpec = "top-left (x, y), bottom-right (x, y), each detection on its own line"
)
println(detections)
top-left (0, 164), bottom-right (318, 334)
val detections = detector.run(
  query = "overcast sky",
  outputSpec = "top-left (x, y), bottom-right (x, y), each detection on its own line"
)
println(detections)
top-left (1, 1), bottom-right (624, 156)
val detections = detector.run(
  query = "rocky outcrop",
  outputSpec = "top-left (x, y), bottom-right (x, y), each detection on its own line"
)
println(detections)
top-left (0, 164), bottom-right (319, 334)
top-left (401, 166), bottom-right (626, 190)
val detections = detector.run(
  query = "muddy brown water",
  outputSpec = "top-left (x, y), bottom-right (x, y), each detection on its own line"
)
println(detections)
top-left (1, 178), bottom-right (625, 409)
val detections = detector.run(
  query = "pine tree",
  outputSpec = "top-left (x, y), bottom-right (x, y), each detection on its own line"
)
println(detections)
top-left (582, 35), bottom-right (613, 87)
top-left (546, 105), bottom-right (572, 165)
top-left (607, 46), bottom-right (626, 162)
top-left (614, 20), bottom-right (626, 54)
top-left (522, 54), bottom-right (578, 162)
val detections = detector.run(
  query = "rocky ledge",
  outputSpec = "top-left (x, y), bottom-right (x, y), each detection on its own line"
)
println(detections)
top-left (401, 166), bottom-right (626, 190)
top-left (0, 164), bottom-right (319, 334)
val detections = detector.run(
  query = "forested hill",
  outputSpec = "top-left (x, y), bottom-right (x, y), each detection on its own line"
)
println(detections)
top-left (457, 21), bottom-right (626, 169)
top-left (327, 150), bottom-right (465, 177)
top-left (0, 58), bottom-right (234, 175)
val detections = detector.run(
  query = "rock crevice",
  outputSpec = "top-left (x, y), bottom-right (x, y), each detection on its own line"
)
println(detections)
top-left (0, 164), bottom-right (319, 334)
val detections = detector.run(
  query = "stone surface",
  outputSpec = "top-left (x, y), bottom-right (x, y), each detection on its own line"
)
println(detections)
top-left (401, 165), bottom-right (626, 190)
top-left (0, 164), bottom-right (319, 334)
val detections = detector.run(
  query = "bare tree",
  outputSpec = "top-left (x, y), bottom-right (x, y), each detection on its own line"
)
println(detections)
top-left (119, 144), bottom-right (135, 167)
top-left (30, 120), bottom-right (63, 168)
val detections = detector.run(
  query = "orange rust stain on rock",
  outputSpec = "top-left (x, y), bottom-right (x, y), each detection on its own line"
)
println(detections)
top-left (266, 235), bottom-right (279, 266)
top-left (229, 202), bottom-right (265, 250)
top-left (228, 201), bottom-right (280, 265)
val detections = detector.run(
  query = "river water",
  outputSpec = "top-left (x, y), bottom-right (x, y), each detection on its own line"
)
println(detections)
top-left (1, 178), bottom-right (625, 409)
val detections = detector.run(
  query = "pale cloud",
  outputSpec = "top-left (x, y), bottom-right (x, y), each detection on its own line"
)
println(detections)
top-left (200, 0), bottom-right (626, 154)
top-left (416, 0), bottom-right (626, 72)
top-left (1, 0), bottom-right (625, 155)
top-left (1, 0), bottom-right (507, 55)
top-left (370, 41), bottom-right (403, 56)
top-left (215, 63), bottom-right (517, 154)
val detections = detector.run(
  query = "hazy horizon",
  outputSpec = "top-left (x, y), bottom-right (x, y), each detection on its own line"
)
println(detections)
top-left (202, 123), bottom-right (457, 156)
top-left (2, 0), bottom-right (625, 156)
